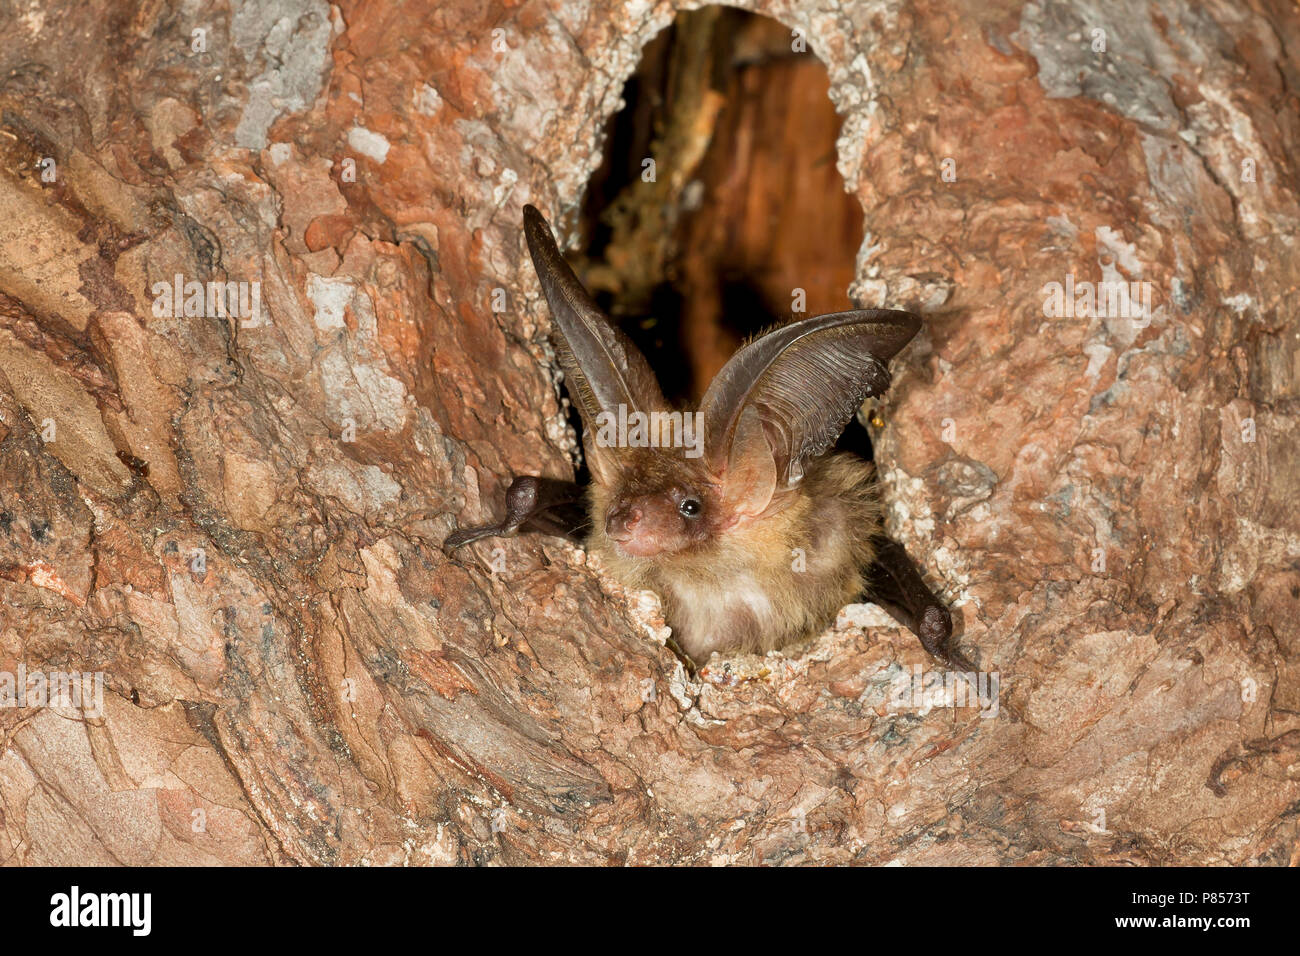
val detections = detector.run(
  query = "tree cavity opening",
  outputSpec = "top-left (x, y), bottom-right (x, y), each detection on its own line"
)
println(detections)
top-left (568, 6), bottom-right (873, 459)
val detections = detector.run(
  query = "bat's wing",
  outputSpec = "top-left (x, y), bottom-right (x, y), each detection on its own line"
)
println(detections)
top-left (700, 309), bottom-right (920, 515)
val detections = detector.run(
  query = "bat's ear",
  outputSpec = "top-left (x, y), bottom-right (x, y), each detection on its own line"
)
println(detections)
top-left (701, 309), bottom-right (920, 504)
top-left (717, 405), bottom-right (779, 517)
top-left (581, 431), bottom-right (621, 488)
top-left (522, 206), bottom-right (666, 439)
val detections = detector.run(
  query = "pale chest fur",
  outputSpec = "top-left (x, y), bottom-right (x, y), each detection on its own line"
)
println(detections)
top-left (666, 573), bottom-right (779, 661)
top-left (658, 506), bottom-right (865, 661)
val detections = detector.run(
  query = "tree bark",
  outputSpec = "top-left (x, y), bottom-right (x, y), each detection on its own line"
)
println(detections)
top-left (0, 0), bottom-right (1297, 865)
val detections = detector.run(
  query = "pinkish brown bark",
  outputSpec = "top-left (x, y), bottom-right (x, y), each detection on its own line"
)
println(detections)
top-left (0, 0), bottom-right (1296, 864)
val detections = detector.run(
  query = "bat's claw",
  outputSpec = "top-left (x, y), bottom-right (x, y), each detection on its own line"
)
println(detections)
top-left (916, 603), bottom-right (977, 671)
top-left (917, 603), bottom-right (954, 658)
top-left (443, 476), bottom-right (587, 553)
top-left (443, 524), bottom-right (510, 551)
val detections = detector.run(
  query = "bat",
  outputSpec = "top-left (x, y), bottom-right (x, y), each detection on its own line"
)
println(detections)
top-left (445, 204), bottom-right (968, 669)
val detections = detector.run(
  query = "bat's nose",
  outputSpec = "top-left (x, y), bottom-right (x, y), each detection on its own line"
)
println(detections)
top-left (606, 505), bottom-right (642, 540)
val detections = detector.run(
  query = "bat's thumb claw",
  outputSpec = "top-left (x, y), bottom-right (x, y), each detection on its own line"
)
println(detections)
top-left (443, 527), bottom-right (492, 551)
top-left (917, 604), bottom-right (952, 649)
top-left (917, 604), bottom-right (979, 670)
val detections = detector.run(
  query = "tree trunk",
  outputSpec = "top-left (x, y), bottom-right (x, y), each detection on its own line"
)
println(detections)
top-left (0, 0), bottom-right (1297, 865)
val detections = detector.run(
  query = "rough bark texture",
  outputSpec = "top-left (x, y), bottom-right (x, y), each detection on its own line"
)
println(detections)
top-left (0, 0), bottom-right (1297, 865)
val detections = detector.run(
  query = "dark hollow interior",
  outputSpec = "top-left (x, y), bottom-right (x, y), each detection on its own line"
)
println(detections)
top-left (570, 6), bottom-right (875, 463)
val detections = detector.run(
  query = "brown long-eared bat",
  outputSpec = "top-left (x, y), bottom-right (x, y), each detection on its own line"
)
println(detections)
top-left (446, 204), bottom-right (968, 669)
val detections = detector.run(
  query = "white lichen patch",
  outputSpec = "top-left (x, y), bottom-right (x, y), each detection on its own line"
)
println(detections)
top-left (1090, 225), bottom-right (1167, 348)
top-left (1094, 225), bottom-right (1145, 277)
top-left (305, 460), bottom-right (402, 514)
top-left (1221, 293), bottom-right (1253, 316)
top-left (306, 274), bottom-right (353, 329)
top-left (1216, 516), bottom-right (1300, 595)
top-left (315, 346), bottom-right (410, 434)
top-left (347, 125), bottom-right (391, 163)
top-left (543, 403), bottom-right (581, 459)
top-left (493, 167), bottom-right (518, 206)
top-left (669, 666), bottom-right (713, 724)
top-left (877, 466), bottom-right (937, 539)
top-left (697, 603), bottom-right (883, 695)
top-left (628, 589), bottom-right (672, 646)
top-left (415, 83), bottom-right (443, 116)
top-left (232, 0), bottom-right (334, 150)
top-left (1083, 342), bottom-right (1113, 381)
top-left (836, 602), bottom-right (897, 630)
top-left (18, 0), bottom-right (45, 34)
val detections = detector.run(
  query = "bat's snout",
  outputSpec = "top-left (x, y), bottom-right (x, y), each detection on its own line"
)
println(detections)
top-left (604, 496), bottom-right (688, 558)
top-left (605, 504), bottom-right (643, 541)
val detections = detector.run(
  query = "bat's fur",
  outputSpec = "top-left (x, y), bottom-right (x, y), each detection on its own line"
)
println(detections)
top-left (588, 448), bottom-right (879, 661)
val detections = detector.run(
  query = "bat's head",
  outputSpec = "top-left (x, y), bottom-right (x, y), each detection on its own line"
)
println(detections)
top-left (521, 204), bottom-right (920, 563)
top-left (597, 449), bottom-right (719, 559)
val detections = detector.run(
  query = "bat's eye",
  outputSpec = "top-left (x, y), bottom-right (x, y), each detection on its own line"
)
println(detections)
top-left (679, 497), bottom-right (702, 518)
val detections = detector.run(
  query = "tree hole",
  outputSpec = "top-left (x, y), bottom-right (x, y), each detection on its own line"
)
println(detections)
top-left (569, 5), bottom-right (874, 460)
